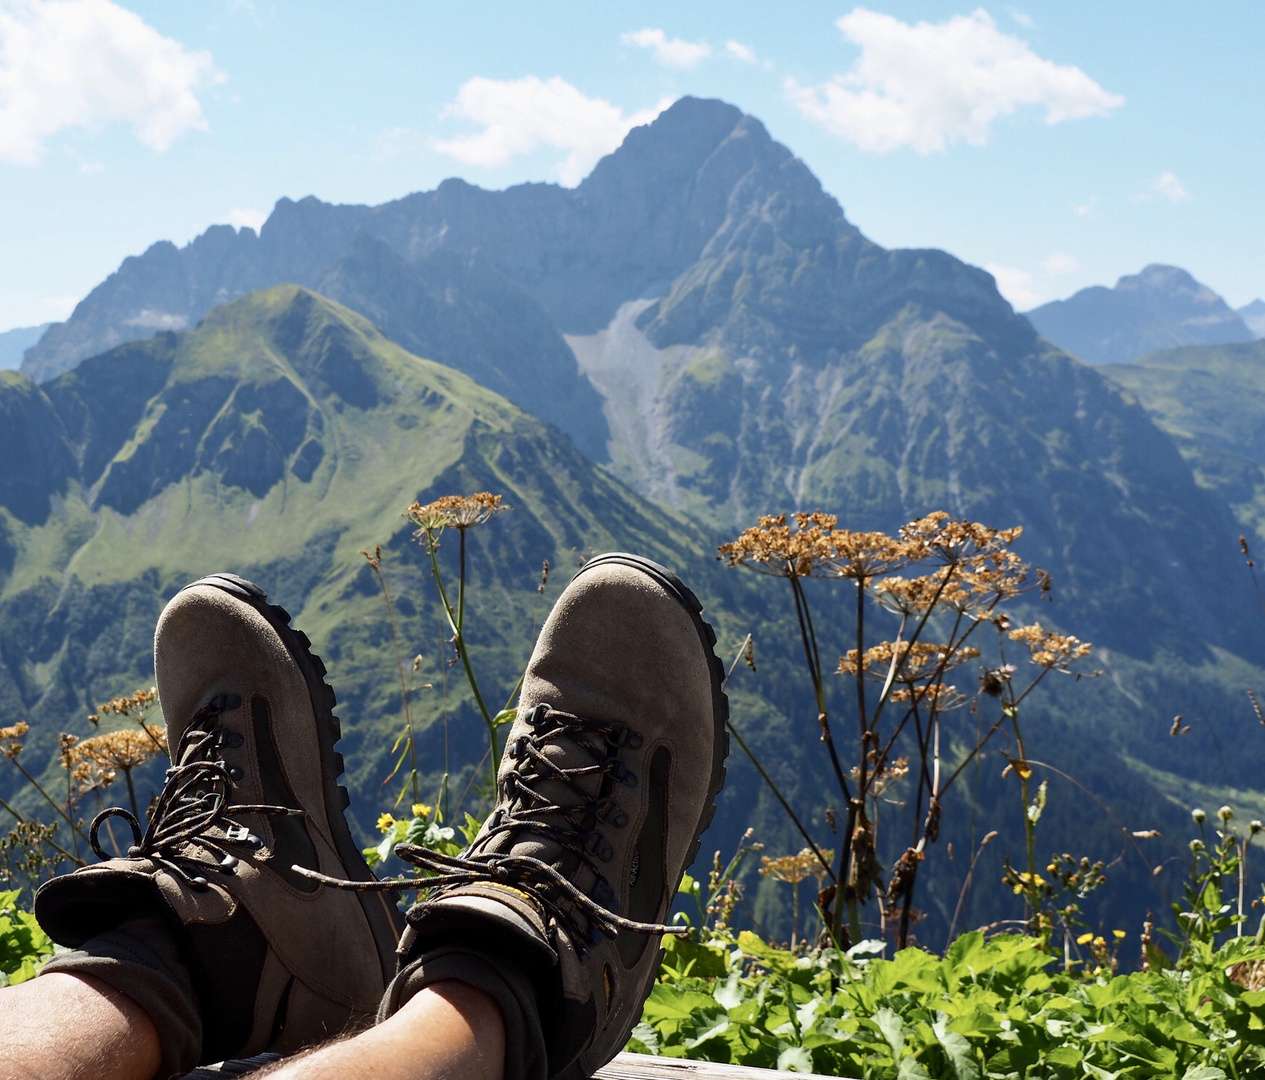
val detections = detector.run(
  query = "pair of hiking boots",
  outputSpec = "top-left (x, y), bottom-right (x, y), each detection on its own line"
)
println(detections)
top-left (32, 555), bottom-right (728, 1080)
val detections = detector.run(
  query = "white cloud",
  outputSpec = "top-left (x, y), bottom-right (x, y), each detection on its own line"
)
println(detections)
top-left (1010, 10), bottom-right (1034, 29)
top-left (434, 77), bottom-right (668, 187)
top-left (621, 28), bottom-right (712, 69)
top-left (986, 263), bottom-right (1041, 310)
top-left (1073, 197), bottom-right (1098, 217)
top-left (226, 207), bottom-right (266, 231)
top-left (1041, 252), bottom-right (1080, 274)
top-left (725, 40), bottom-right (757, 63)
top-left (0, 0), bottom-right (222, 166)
top-left (43, 294), bottom-right (78, 318)
top-left (1152, 172), bottom-right (1189, 203)
top-left (785, 7), bottom-right (1123, 154)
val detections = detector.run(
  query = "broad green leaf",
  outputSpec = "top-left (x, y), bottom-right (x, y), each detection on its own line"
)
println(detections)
top-left (626, 1022), bottom-right (660, 1055)
top-left (776, 1046), bottom-right (814, 1073)
top-left (897, 1056), bottom-right (933, 1080)
top-left (1044, 1045), bottom-right (1083, 1068)
top-left (874, 1007), bottom-right (906, 1055)
top-left (934, 1014), bottom-right (981, 1080)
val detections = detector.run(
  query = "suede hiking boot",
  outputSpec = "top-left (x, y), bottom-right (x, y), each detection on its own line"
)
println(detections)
top-left (35, 574), bottom-right (401, 1068)
top-left (334, 553), bottom-right (729, 1080)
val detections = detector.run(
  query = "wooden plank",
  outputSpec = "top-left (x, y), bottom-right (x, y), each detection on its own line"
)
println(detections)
top-left (596, 1051), bottom-right (847, 1080)
top-left (184, 1048), bottom-right (851, 1079)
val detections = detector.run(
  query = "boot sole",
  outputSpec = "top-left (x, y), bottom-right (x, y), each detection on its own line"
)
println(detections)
top-left (181, 573), bottom-right (405, 984)
top-left (573, 554), bottom-right (731, 892)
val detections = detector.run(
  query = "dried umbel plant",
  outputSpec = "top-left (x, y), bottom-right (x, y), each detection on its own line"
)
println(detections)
top-left (722, 510), bottom-right (1096, 950)
top-left (67, 727), bottom-right (166, 822)
top-left (759, 847), bottom-right (836, 949)
top-left (0, 722), bottom-right (28, 762)
top-left (406, 492), bottom-right (506, 535)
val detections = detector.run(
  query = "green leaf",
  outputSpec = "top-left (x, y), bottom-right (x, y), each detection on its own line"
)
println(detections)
top-left (896, 1056), bottom-right (932, 1080)
top-left (874, 1007), bottom-right (906, 1055)
top-left (776, 1046), bottom-right (814, 1073)
top-left (933, 1013), bottom-right (981, 1080)
top-left (1180, 1068), bottom-right (1228, 1080)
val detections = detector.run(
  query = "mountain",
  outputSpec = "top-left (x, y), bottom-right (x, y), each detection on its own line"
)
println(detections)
top-left (15, 100), bottom-right (1259, 657)
top-left (1240, 299), bottom-right (1265, 339)
top-left (9, 99), bottom-right (1265, 943)
top-left (1101, 340), bottom-right (1265, 536)
top-left (0, 285), bottom-right (777, 845)
top-left (5, 282), bottom-right (1262, 951)
top-left (0, 323), bottom-right (51, 370)
top-left (1025, 264), bottom-right (1255, 365)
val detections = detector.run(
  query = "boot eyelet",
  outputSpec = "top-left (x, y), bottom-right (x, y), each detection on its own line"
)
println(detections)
top-left (226, 766), bottom-right (244, 782)
top-left (606, 759), bottom-right (638, 787)
top-left (595, 798), bottom-right (628, 827)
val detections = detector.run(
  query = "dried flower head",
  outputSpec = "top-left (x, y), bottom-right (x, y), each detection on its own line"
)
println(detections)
top-left (69, 727), bottom-right (167, 773)
top-left (0, 721), bottom-right (29, 761)
top-left (1007, 623), bottom-right (1092, 669)
top-left (719, 513), bottom-right (837, 578)
top-left (839, 640), bottom-right (978, 682)
top-left (406, 493), bottom-right (506, 536)
top-left (826, 528), bottom-right (910, 581)
top-left (96, 687), bottom-right (158, 720)
top-left (760, 847), bottom-right (834, 885)
top-left (900, 512), bottom-right (1022, 565)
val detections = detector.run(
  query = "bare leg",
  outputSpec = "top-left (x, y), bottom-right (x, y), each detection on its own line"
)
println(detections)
top-left (256, 981), bottom-right (506, 1080)
top-left (0, 973), bottom-right (161, 1080)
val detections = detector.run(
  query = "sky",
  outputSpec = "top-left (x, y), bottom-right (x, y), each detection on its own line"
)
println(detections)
top-left (1, 0), bottom-right (1263, 333)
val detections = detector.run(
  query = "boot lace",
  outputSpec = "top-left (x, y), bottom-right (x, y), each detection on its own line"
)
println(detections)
top-left (298, 703), bottom-right (687, 947)
top-left (89, 694), bottom-right (304, 889)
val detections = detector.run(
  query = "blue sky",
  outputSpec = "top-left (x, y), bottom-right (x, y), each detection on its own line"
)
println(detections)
top-left (1, 1), bottom-right (1262, 332)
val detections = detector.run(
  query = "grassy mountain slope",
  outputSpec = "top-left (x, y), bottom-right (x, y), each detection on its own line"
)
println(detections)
top-left (0, 286), bottom-right (811, 897)
top-left (1101, 340), bottom-right (1265, 537)
top-left (4, 287), bottom-right (1265, 951)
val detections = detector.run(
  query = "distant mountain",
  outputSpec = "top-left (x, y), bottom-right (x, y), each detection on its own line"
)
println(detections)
top-left (1240, 299), bottom-right (1265, 339)
top-left (0, 323), bottom-right (50, 370)
top-left (1101, 340), bottom-right (1265, 536)
top-left (1026, 264), bottom-right (1254, 365)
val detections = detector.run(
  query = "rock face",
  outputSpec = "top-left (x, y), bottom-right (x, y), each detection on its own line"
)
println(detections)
top-left (16, 100), bottom-right (1264, 667)
top-left (1026, 264), bottom-right (1255, 365)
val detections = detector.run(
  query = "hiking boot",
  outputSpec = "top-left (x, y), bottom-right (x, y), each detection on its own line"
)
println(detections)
top-left (380, 553), bottom-right (729, 1080)
top-left (35, 574), bottom-right (401, 1068)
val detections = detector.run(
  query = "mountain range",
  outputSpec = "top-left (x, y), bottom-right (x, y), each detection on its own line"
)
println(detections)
top-left (1026, 264), bottom-right (1256, 365)
top-left (5, 97), bottom-right (1265, 942)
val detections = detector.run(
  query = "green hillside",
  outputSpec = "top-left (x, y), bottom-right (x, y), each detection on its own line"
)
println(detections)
top-left (4, 286), bottom-right (1265, 952)
top-left (1101, 340), bottom-right (1265, 536)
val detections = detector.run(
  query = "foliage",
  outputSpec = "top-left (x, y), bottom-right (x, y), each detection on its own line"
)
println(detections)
top-left (632, 924), bottom-right (1265, 1079)
top-left (720, 511), bottom-right (1097, 950)
top-left (0, 889), bottom-right (54, 987)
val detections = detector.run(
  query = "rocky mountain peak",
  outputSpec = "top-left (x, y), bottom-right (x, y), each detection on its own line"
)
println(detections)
top-left (1026, 263), bottom-right (1254, 365)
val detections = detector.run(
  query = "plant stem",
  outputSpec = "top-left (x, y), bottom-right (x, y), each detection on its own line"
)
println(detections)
top-left (0, 792), bottom-right (84, 866)
top-left (725, 715), bottom-right (835, 882)
top-left (365, 550), bottom-right (420, 806)
top-left (6, 759), bottom-right (88, 846)
top-left (427, 530), bottom-right (498, 770)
